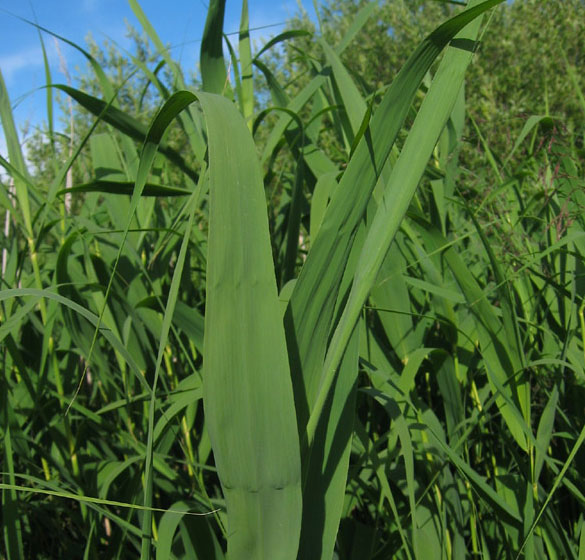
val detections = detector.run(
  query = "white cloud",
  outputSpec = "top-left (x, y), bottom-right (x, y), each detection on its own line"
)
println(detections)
top-left (0, 47), bottom-right (44, 83)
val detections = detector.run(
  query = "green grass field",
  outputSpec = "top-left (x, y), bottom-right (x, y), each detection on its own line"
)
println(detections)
top-left (1, 0), bottom-right (585, 558)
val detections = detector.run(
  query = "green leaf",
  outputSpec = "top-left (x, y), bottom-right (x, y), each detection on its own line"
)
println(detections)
top-left (2, 427), bottom-right (25, 559)
top-left (254, 30), bottom-right (312, 60)
top-left (157, 501), bottom-right (224, 560)
top-left (53, 84), bottom-right (198, 183)
top-left (281, 3), bottom-right (504, 558)
top-left (201, 92), bottom-right (302, 559)
top-left (303, 0), bottom-right (504, 452)
top-left (239, 0), bottom-right (254, 129)
top-left (200, 0), bottom-right (228, 94)
top-left (534, 385), bottom-right (559, 484)
top-left (58, 181), bottom-right (191, 197)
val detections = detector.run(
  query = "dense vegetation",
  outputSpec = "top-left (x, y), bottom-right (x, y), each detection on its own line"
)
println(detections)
top-left (1, 0), bottom-right (584, 558)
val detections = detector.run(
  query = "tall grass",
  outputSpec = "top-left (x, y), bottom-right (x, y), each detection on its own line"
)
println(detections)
top-left (1, 0), bottom-right (585, 558)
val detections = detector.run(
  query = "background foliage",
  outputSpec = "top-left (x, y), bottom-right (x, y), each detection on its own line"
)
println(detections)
top-left (1, 0), bottom-right (585, 559)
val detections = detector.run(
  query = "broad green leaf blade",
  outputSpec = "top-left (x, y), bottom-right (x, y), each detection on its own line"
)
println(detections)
top-left (200, 0), bottom-right (228, 94)
top-left (201, 92), bottom-right (302, 559)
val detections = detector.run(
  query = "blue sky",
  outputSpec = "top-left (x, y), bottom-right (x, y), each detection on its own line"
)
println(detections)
top-left (0, 0), bottom-right (315, 160)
